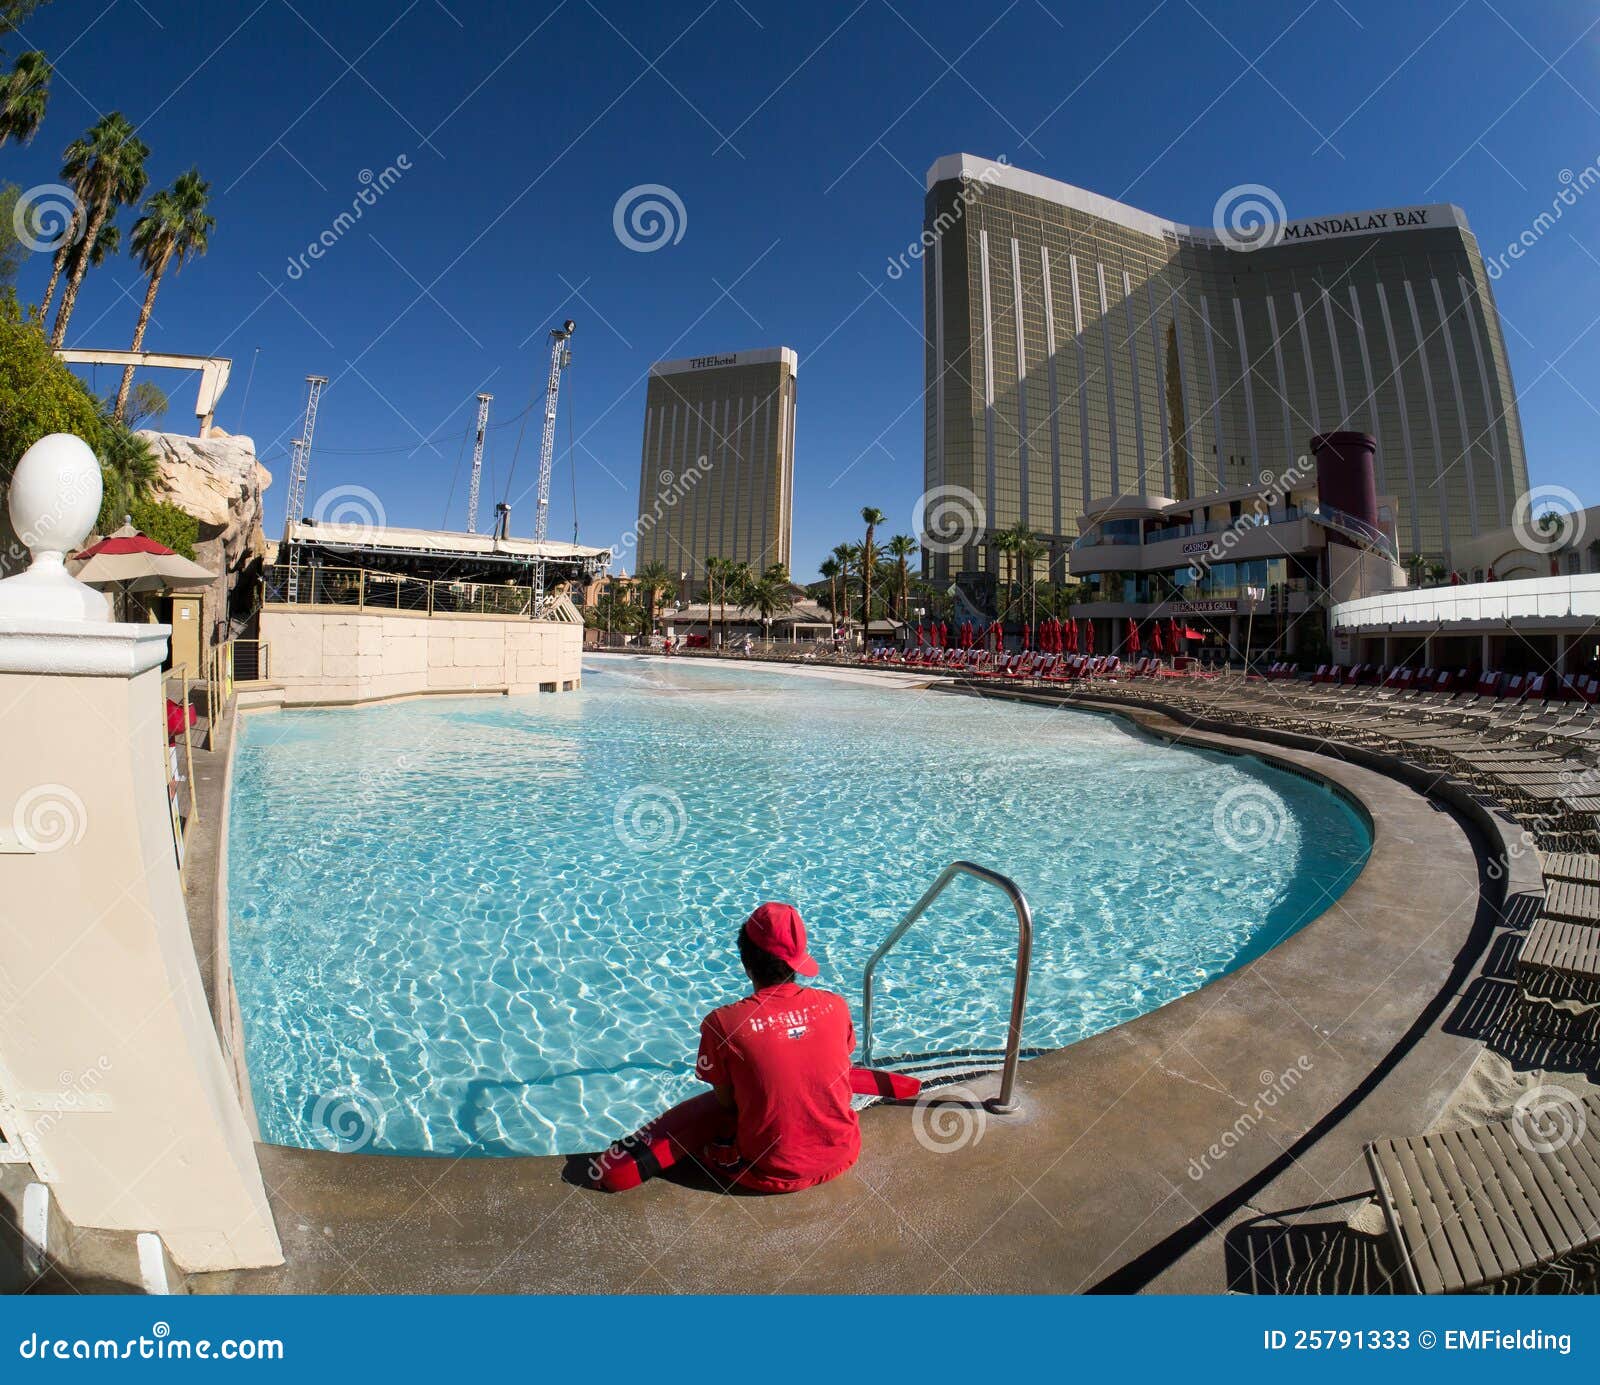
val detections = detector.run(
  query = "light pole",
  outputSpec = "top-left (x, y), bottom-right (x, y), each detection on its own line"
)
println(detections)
top-left (1243, 585), bottom-right (1265, 674)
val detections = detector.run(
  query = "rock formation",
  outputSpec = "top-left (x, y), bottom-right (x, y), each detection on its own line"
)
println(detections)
top-left (138, 429), bottom-right (272, 643)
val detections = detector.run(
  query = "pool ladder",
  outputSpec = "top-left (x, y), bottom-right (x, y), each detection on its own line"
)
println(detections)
top-left (860, 860), bottom-right (1034, 1115)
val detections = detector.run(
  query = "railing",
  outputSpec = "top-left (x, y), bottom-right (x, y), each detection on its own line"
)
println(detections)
top-left (231, 638), bottom-right (270, 682)
top-left (1305, 504), bottom-right (1399, 563)
top-left (262, 562), bottom-right (547, 619)
top-left (861, 860), bottom-right (1034, 1114)
top-left (198, 638), bottom-right (268, 749)
top-left (161, 670), bottom-right (198, 879)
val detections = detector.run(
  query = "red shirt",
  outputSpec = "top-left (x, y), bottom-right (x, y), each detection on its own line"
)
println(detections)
top-left (697, 981), bottom-right (861, 1192)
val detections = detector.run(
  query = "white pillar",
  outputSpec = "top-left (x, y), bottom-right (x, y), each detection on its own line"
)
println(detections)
top-left (0, 434), bottom-right (281, 1273)
top-left (1556, 632), bottom-right (1570, 675)
top-left (1481, 632), bottom-right (1493, 671)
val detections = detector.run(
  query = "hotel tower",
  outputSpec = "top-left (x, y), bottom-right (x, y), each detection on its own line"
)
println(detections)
top-left (634, 347), bottom-right (798, 593)
top-left (921, 154), bottom-right (1529, 582)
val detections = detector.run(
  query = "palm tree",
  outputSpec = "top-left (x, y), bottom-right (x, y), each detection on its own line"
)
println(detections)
top-left (818, 556), bottom-right (841, 622)
top-left (835, 542), bottom-right (860, 638)
top-left (740, 564), bottom-right (793, 646)
top-left (858, 506), bottom-right (885, 631)
top-left (886, 534), bottom-right (916, 622)
top-left (725, 560), bottom-right (753, 646)
top-left (634, 559), bottom-right (673, 635)
top-left (97, 419), bottom-right (159, 527)
top-left (1016, 533), bottom-right (1046, 629)
top-left (114, 169), bottom-right (213, 422)
top-left (701, 557), bottom-right (724, 645)
top-left (37, 203), bottom-right (80, 320)
top-left (992, 527), bottom-right (1018, 616)
top-left (0, 50), bottom-right (50, 148)
top-left (51, 111), bottom-right (149, 347)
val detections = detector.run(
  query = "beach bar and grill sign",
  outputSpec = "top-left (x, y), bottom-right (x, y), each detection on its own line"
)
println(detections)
top-left (1177, 599), bottom-right (1238, 614)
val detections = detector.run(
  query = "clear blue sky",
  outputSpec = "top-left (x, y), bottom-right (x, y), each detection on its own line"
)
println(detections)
top-left (8, 0), bottom-right (1599, 579)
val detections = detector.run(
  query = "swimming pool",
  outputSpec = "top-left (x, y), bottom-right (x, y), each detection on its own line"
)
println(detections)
top-left (227, 657), bottom-right (1371, 1157)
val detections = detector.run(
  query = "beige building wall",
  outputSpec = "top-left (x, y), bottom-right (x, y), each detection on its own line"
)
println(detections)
top-left (923, 155), bottom-right (1530, 580)
top-left (635, 347), bottom-right (797, 593)
top-left (258, 608), bottom-right (584, 705)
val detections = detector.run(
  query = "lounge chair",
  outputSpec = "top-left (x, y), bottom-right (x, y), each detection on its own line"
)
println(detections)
top-left (1364, 1093), bottom-right (1600, 1292)
top-left (1516, 914), bottom-right (1600, 1043)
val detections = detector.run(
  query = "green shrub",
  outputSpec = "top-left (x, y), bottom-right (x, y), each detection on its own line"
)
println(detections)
top-left (127, 495), bottom-right (197, 559)
top-left (0, 291), bottom-right (102, 484)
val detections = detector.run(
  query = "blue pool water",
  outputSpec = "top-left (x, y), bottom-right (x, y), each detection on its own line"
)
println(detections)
top-left (228, 657), bottom-right (1371, 1156)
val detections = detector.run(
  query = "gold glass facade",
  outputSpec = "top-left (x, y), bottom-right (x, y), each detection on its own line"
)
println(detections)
top-left (634, 348), bottom-right (797, 593)
top-left (923, 156), bottom-right (1529, 581)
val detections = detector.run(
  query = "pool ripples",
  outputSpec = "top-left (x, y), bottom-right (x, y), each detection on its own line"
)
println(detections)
top-left (229, 657), bottom-right (1371, 1156)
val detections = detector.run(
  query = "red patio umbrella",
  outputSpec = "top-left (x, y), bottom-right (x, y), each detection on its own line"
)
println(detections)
top-left (1168, 618), bottom-right (1181, 653)
top-left (939, 621), bottom-right (949, 648)
top-left (915, 623), bottom-right (925, 647)
top-left (1149, 621), bottom-right (1163, 657)
top-left (1084, 619), bottom-right (1095, 655)
top-left (1065, 619), bottom-right (1077, 653)
top-left (1021, 621), bottom-right (1031, 650)
top-left (1126, 617), bottom-right (1140, 655)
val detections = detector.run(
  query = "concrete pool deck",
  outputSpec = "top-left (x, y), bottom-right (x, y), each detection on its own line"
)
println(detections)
top-left (179, 664), bottom-right (1502, 1294)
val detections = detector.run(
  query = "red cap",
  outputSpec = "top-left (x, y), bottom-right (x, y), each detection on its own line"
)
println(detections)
top-left (742, 902), bottom-right (818, 977)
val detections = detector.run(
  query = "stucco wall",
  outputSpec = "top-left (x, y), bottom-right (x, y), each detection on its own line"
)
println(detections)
top-left (258, 606), bottom-right (583, 705)
top-left (0, 654), bottom-right (281, 1271)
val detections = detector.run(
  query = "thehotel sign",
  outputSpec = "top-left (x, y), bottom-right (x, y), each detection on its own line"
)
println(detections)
top-left (1277, 207), bottom-right (1443, 245)
top-left (688, 354), bottom-right (739, 369)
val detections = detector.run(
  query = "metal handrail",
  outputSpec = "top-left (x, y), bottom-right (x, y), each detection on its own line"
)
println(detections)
top-left (861, 860), bottom-right (1034, 1114)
